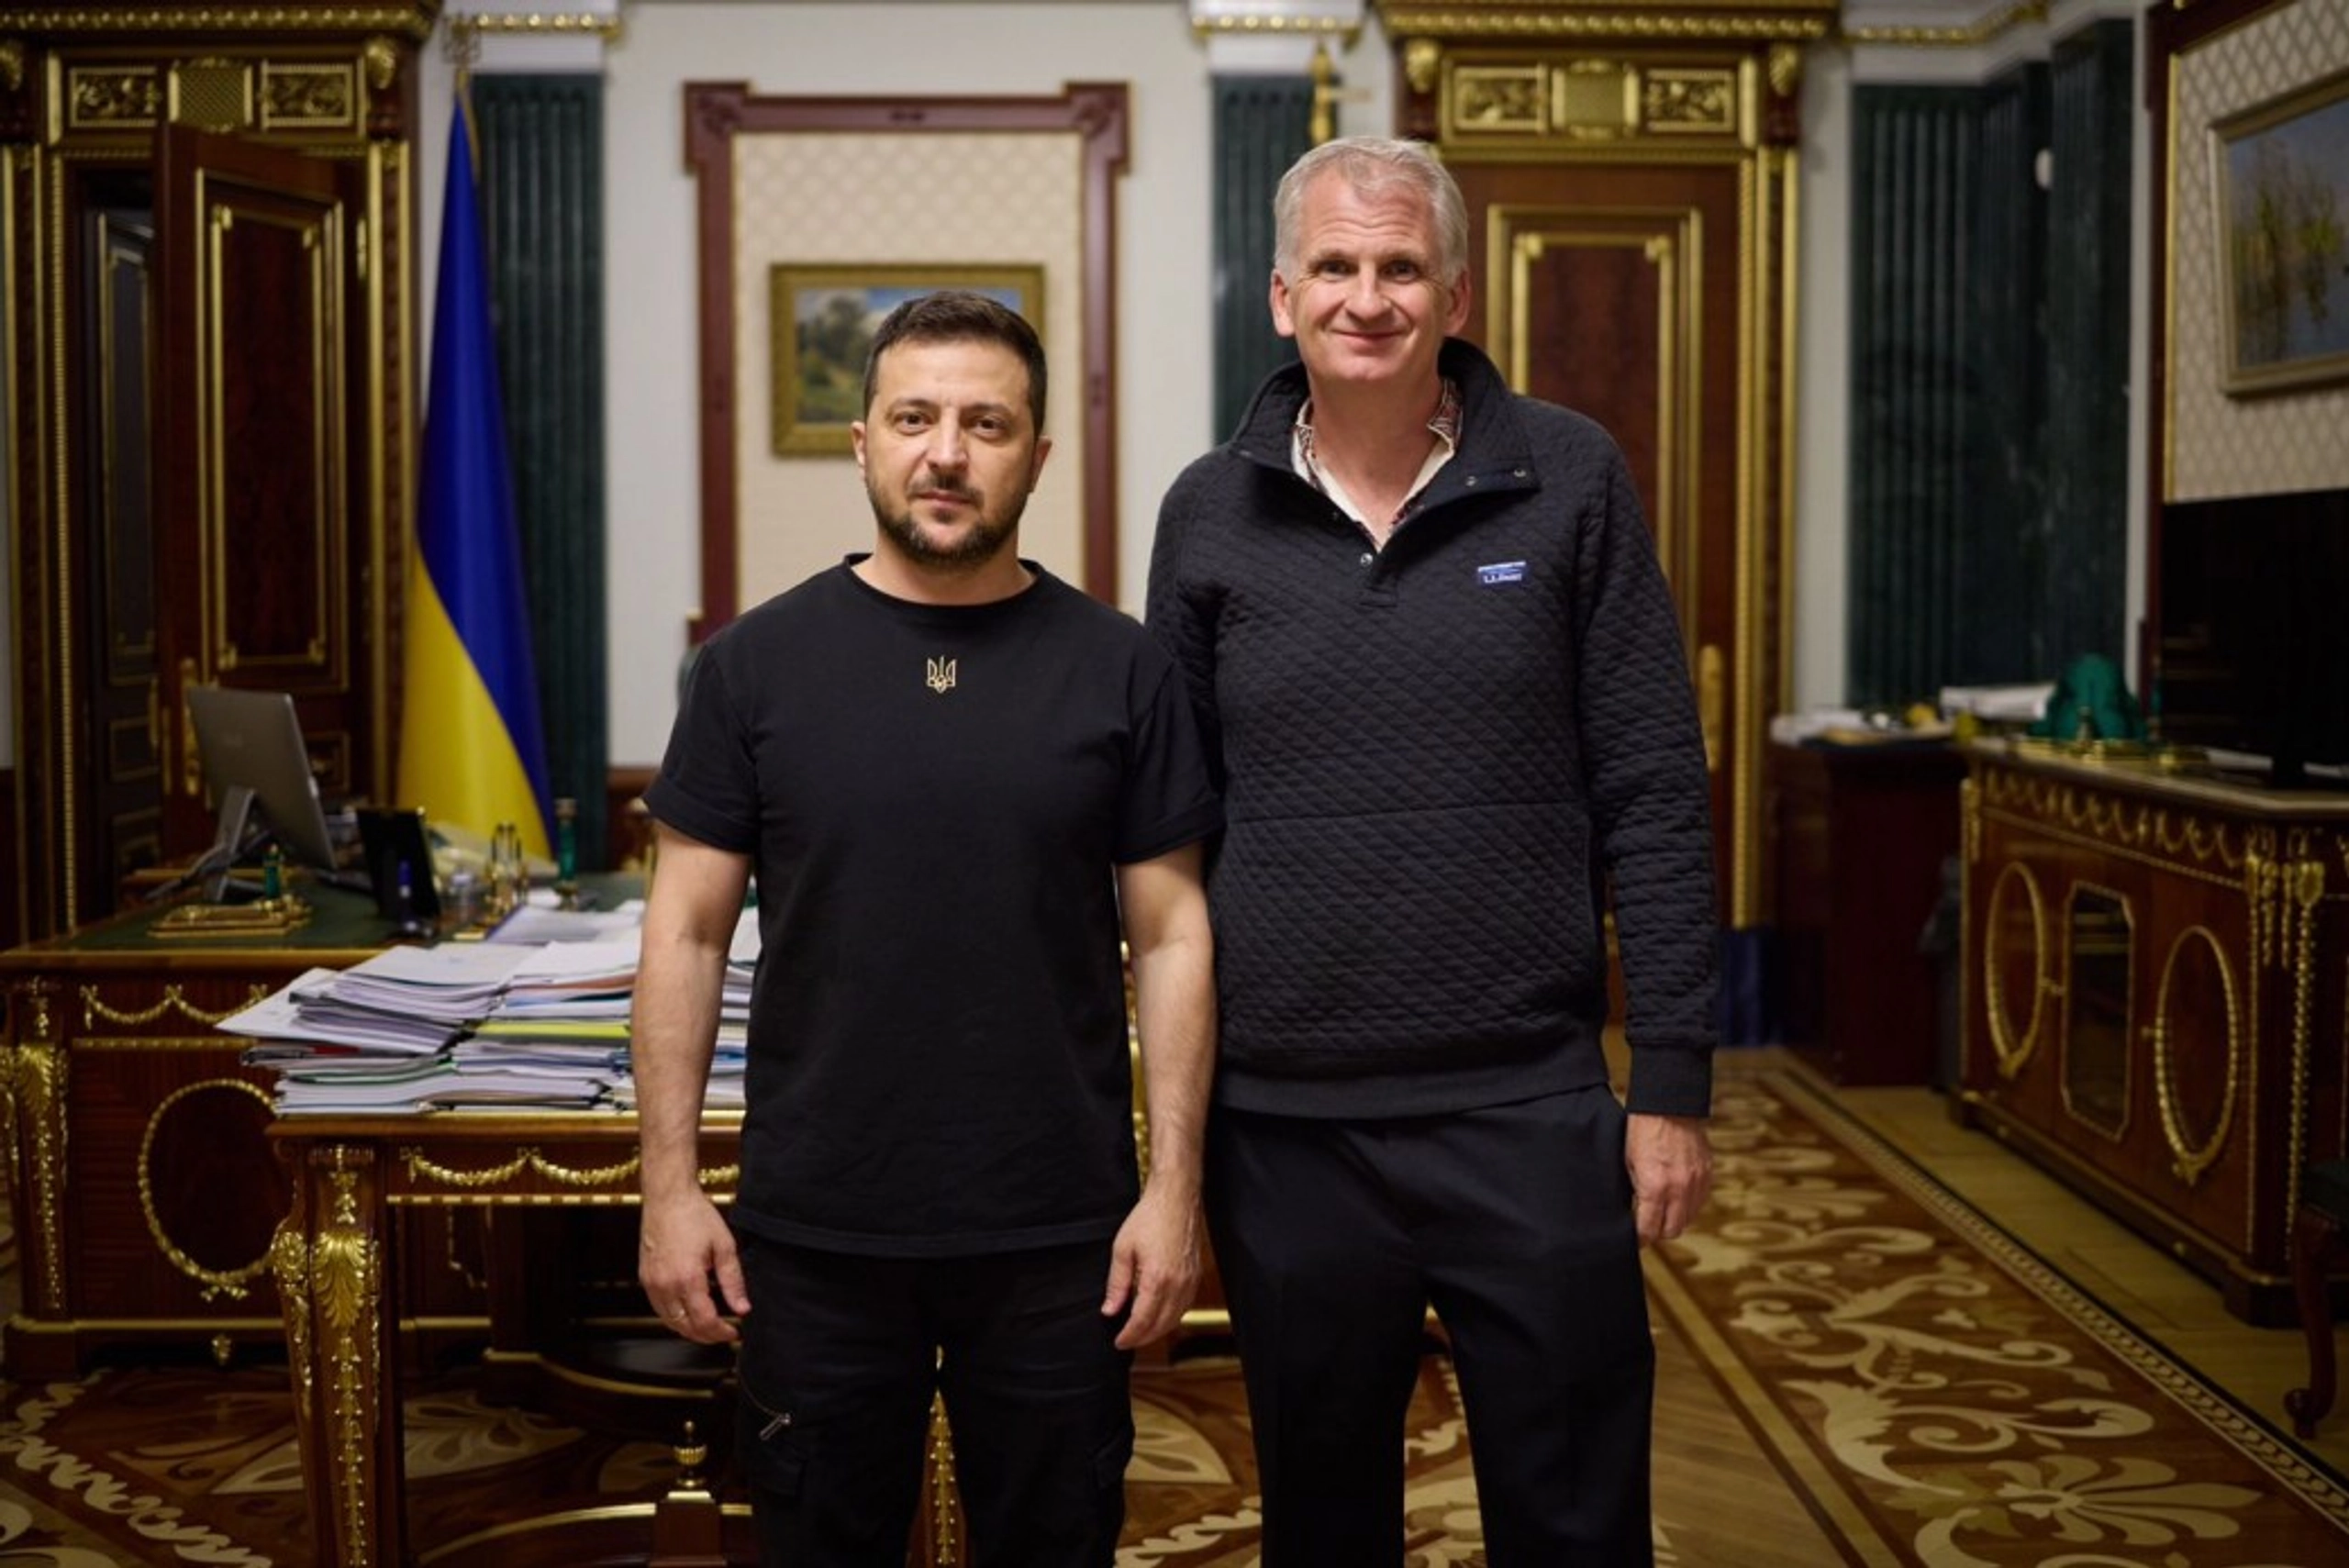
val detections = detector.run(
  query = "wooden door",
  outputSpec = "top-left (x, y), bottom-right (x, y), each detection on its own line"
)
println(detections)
top-left (1392, 22), bottom-right (1813, 929)
top-left (150, 126), bottom-right (378, 875)
top-left (2, 13), bottom-right (423, 940)
top-left (1453, 154), bottom-right (1755, 913)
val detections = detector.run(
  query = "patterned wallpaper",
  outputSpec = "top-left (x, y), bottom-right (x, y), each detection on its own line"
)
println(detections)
top-left (731, 131), bottom-right (1085, 604)
top-left (2167, 0), bottom-right (2349, 500)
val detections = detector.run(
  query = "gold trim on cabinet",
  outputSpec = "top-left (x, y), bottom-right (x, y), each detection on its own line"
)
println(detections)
top-left (2150, 923), bottom-right (2242, 1186)
top-left (2277, 855), bottom-right (2323, 1261)
top-left (139, 1077), bottom-right (278, 1297)
top-left (1984, 859), bottom-right (2051, 1080)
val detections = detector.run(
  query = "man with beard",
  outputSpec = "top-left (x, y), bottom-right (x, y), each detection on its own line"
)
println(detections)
top-left (635, 291), bottom-right (1220, 1565)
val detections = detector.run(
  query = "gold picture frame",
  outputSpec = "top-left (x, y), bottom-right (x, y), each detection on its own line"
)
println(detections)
top-left (2210, 66), bottom-right (2349, 396)
top-left (769, 263), bottom-right (1047, 455)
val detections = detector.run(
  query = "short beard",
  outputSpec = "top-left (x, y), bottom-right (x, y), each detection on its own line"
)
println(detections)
top-left (869, 481), bottom-right (1025, 573)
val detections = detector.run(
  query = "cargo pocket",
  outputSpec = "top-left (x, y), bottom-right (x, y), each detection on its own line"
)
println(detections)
top-left (735, 1362), bottom-right (829, 1504)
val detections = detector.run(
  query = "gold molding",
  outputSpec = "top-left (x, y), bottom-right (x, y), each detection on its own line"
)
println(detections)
top-left (2151, 923), bottom-right (2241, 1186)
top-left (3, 7), bottom-right (435, 39)
top-left (443, 11), bottom-right (624, 43)
top-left (82, 980), bottom-right (270, 1029)
top-left (1193, 13), bottom-right (1364, 40)
top-left (1843, 0), bottom-right (2050, 48)
top-left (1971, 766), bottom-right (2349, 887)
top-left (396, 1144), bottom-right (740, 1193)
top-left (1383, 9), bottom-right (1834, 43)
top-left (4, 1029), bottom-right (70, 1314)
top-left (139, 1077), bottom-right (278, 1299)
top-left (316, 1151), bottom-right (381, 1567)
top-left (271, 1221), bottom-right (317, 1411)
top-left (2276, 856), bottom-right (2323, 1249)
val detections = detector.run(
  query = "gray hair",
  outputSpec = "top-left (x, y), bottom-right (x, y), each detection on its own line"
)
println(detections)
top-left (1271, 137), bottom-right (1469, 285)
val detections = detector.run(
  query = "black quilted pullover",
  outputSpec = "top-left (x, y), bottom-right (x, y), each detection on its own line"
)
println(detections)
top-left (1146, 339), bottom-right (1719, 1121)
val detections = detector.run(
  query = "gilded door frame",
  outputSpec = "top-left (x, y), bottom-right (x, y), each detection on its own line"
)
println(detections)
top-left (1379, 1), bottom-right (1827, 927)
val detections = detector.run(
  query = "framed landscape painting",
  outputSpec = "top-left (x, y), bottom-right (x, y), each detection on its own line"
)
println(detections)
top-left (770, 264), bottom-right (1046, 454)
top-left (2212, 67), bottom-right (2349, 395)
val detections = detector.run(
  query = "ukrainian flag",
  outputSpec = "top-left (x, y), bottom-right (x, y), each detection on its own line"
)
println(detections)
top-left (398, 98), bottom-right (553, 858)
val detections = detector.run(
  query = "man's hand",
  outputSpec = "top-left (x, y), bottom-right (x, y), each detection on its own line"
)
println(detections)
top-left (1101, 1184), bottom-right (1203, 1351)
top-left (639, 1190), bottom-right (750, 1344)
top-left (1626, 1112), bottom-right (1713, 1246)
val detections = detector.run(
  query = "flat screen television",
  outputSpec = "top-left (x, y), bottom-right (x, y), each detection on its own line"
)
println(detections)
top-left (2154, 485), bottom-right (2349, 788)
top-left (184, 685), bottom-right (345, 897)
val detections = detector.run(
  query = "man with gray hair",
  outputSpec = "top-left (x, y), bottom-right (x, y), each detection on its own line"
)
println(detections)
top-left (1147, 138), bottom-right (1719, 1565)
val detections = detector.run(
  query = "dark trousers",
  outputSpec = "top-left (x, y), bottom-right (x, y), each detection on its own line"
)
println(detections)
top-left (1206, 1087), bottom-right (1655, 1567)
top-left (733, 1234), bottom-right (1133, 1567)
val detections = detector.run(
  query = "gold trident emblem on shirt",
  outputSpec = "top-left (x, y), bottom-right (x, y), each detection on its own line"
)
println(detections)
top-left (926, 656), bottom-right (958, 695)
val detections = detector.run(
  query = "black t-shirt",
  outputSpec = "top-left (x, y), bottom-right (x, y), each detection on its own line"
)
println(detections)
top-left (646, 561), bottom-right (1221, 1256)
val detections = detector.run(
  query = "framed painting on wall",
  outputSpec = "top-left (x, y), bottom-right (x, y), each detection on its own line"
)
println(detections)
top-left (770, 264), bottom-right (1047, 454)
top-left (2211, 65), bottom-right (2349, 395)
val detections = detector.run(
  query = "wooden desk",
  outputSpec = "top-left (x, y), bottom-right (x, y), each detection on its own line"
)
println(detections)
top-left (271, 1110), bottom-right (747, 1568)
top-left (0, 884), bottom-right (393, 1373)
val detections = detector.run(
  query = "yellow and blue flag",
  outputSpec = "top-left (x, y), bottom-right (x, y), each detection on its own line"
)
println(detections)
top-left (398, 99), bottom-right (553, 858)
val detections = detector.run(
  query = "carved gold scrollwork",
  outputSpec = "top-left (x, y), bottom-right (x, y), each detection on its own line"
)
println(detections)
top-left (68, 66), bottom-right (161, 128)
top-left (317, 1156), bottom-right (380, 1566)
top-left (272, 1222), bottom-right (316, 1407)
top-left (1455, 65), bottom-right (1544, 130)
top-left (1403, 37), bottom-right (1442, 96)
top-left (1981, 766), bottom-right (2253, 879)
top-left (2280, 857), bottom-right (2324, 1244)
top-left (1766, 41), bottom-right (1801, 100)
top-left (362, 35), bottom-right (398, 91)
top-left (261, 62), bottom-right (354, 126)
top-left (83, 981), bottom-right (269, 1029)
top-left (139, 1078), bottom-right (277, 1298)
top-left (0, 39), bottom-right (26, 92)
top-left (2151, 926), bottom-right (2242, 1186)
top-left (1645, 69), bottom-right (1736, 134)
top-left (396, 1145), bottom-right (740, 1192)
top-left (4, 1021), bottom-right (69, 1314)
top-left (1985, 860), bottom-right (2051, 1080)
top-left (926, 1397), bottom-right (962, 1565)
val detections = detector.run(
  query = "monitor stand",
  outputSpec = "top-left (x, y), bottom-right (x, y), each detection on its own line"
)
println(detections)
top-left (199, 784), bottom-right (262, 903)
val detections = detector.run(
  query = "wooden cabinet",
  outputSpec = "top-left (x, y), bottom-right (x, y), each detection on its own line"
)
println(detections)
top-left (0, 4), bottom-right (433, 940)
top-left (1957, 745), bottom-right (2349, 1323)
top-left (1767, 740), bottom-right (1966, 1084)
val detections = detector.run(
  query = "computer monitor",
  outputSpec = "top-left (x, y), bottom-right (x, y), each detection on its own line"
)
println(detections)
top-left (184, 685), bottom-right (343, 898)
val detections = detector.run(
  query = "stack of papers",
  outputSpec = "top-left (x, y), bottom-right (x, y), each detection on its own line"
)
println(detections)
top-left (224, 904), bottom-right (762, 1114)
